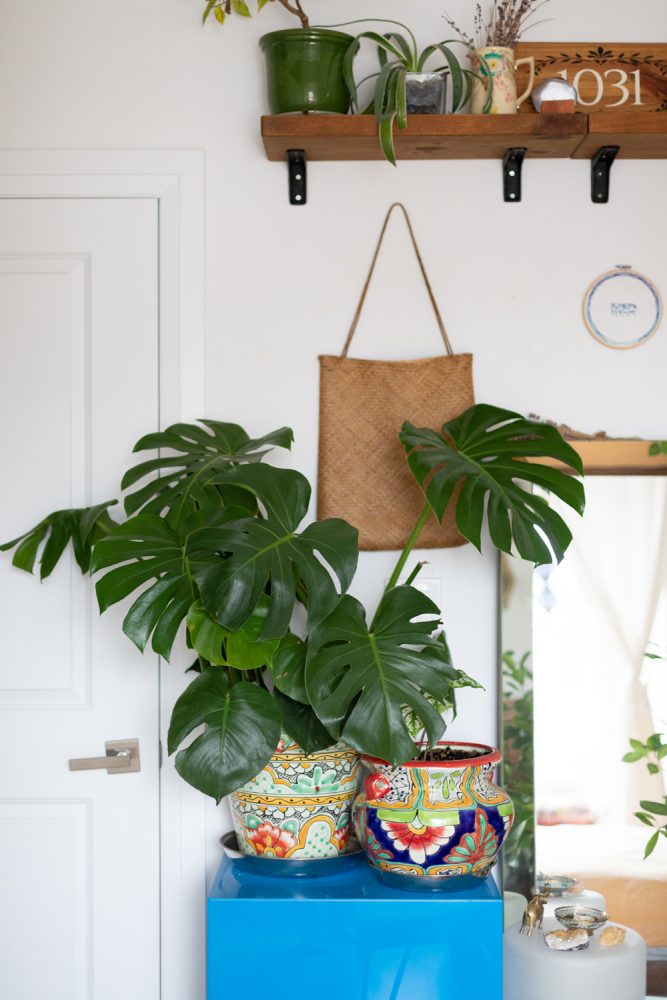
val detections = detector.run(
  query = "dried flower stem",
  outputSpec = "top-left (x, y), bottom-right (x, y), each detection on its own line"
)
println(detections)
top-left (444, 0), bottom-right (550, 50)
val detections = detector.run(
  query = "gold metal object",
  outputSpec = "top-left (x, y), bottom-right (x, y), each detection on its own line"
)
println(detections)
top-left (68, 739), bottom-right (141, 774)
top-left (520, 894), bottom-right (549, 935)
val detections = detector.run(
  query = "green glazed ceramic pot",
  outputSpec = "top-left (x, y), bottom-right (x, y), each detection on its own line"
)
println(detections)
top-left (259, 28), bottom-right (353, 114)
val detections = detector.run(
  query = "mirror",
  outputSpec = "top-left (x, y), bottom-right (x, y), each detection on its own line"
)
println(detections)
top-left (500, 438), bottom-right (667, 995)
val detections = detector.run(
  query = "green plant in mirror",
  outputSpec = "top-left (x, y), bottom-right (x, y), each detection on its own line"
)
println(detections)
top-left (501, 649), bottom-right (535, 895)
top-left (623, 731), bottom-right (667, 858)
top-left (1, 404), bottom-right (584, 801)
top-left (341, 20), bottom-right (493, 164)
top-left (622, 635), bottom-right (667, 858)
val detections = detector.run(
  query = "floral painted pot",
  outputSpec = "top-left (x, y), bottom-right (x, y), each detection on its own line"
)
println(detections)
top-left (353, 741), bottom-right (514, 888)
top-left (230, 736), bottom-right (361, 861)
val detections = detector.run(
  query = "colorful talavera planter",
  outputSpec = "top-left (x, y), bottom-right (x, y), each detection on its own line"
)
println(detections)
top-left (230, 736), bottom-right (361, 861)
top-left (353, 741), bottom-right (514, 887)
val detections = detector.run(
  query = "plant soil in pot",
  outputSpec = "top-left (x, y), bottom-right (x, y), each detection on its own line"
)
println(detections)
top-left (353, 741), bottom-right (514, 889)
top-left (259, 28), bottom-right (353, 114)
top-left (231, 735), bottom-right (361, 860)
top-left (405, 72), bottom-right (447, 114)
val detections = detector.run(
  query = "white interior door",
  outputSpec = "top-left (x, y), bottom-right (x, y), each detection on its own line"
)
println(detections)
top-left (0, 198), bottom-right (161, 1000)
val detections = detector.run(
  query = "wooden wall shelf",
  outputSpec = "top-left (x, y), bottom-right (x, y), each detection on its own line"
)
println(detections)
top-left (260, 111), bottom-right (667, 204)
top-left (572, 111), bottom-right (667, 159)
top-left (261, 113), bottom-right (587, 161)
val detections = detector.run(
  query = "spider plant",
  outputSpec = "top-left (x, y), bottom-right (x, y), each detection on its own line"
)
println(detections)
top-left (342, 20), bottom-right (493, 164)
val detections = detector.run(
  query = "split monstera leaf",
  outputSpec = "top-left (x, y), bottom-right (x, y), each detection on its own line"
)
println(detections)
top-left (1, 405), bottom-right (584, 799)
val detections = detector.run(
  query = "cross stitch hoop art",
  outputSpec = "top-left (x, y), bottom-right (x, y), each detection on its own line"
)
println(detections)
top-left (583, 265), bottom-right (663, 350)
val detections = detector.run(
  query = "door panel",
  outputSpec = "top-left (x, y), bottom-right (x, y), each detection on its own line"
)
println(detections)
top-left (0, 199), bottom-right (160, 1000)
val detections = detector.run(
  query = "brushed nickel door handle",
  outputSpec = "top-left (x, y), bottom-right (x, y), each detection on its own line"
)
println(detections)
top-left (69, 739), bottom-right (141, 774)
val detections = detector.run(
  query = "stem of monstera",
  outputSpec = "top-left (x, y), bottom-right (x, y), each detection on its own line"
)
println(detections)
top-left (384, 503), bottom-right (431, 592)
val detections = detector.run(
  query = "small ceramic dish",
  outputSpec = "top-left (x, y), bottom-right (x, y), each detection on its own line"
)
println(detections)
top-left (536, 874), bottom-right (577, 897)
top-left (555, 905), bottom-right (608, 934)
top-left (220, 831), bottom-right (363, 878)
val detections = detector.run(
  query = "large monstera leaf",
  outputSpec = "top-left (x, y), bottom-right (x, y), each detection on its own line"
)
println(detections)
top-left (0, 501), bottom-right (118, 578)
top-left (167, 668), bottom-right (282, 800)
top-left (401, 404), bottom-right (585, 565)
top-left (192, 464), bottom-right (359, 640)
top-left (305, 586), bottom-right (461, 766)
top-left (121, 419), bottom-right (293, 522)
top-left (91, 512), bottom-right (212, 660)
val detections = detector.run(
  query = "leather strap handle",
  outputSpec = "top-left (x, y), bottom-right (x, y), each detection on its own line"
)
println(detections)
top-left (340, 202), bottom-right (454, 358)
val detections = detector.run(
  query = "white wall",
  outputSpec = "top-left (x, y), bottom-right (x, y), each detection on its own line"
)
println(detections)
top-left (2, 0), bottom-right (666, 845)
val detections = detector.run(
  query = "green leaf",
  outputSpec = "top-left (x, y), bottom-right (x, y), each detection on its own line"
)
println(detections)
top-left (623, 751), bottom-right (645, 763)
top-left (213, 7), bottom-right (225, 23)
top-left (187, 600), bottom-right (229, 665)
top-left (645, 830), bottom-right (660, 858)
top-left (419, 44), bottom-right (464, 110)
top-left (400, 404), bottom-right (585, 566)
top-left (121, 419), bottom-right (293, 524)
top-left (635, 811), bottom-right (656, 827)
top-left (647, 733), bottom-right (664, 752)
top-left (231, 0), bottom-right (251, 14)
top-left (640, 799), bottom-right (667, 816)
top-left (187, 598), bottom-right (280, 669)
top-left (270, 633), bottom-right (308, 703)
top-left (648, 762), bottom-right (660, 775)
top-left (193, 464), bottom-right (358, 640)
top-left (658, 745), bottom-right (667, 760)
top-left (0, 501), bottom-right (118, 578)
top-left (258, 0), bottom-right (271, 9)
top-left (273, 689), bottom-right (333, 754)
top-left (202, 0), bottom-right (218, 24)
top-left (91, 513), bottom-right (213, 660)
top-left (395, 66), bottom-right (407, 129)
top-left (168, 669), bottom-right (281, 800)
top-left (383, 31), bottom-right (414, 67)
top-left (306, 586), bottom-right (460, 765)
top-left (377, 65), bottom-right (401, 165)
top-left (123, 578), bottom-right (190, 654)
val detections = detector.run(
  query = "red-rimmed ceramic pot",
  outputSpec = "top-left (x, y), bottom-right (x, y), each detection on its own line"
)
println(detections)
top-left (352, 741), bottom-right (514, 890)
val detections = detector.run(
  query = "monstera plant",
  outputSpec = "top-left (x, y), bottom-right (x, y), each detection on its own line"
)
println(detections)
top-left (1, 404), bottom-right (584, 800)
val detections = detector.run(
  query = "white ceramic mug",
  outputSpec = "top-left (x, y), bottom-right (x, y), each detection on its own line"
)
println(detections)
top-left (470, 47), bottom-right (535, 114)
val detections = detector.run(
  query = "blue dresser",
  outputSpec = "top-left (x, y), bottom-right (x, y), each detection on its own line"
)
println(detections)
top-left (207, 854), bottom-right (503, 999)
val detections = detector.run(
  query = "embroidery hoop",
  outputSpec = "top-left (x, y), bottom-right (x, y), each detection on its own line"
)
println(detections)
top-left (582, 265), bottom-right (663, 350)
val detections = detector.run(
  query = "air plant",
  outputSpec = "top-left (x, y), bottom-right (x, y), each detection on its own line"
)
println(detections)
top-left (202, 0), bottom-right (310, 28)
top-left (444, 0), bottom-right (551, 50)
top-left (343, 21), bottom-right (493, 164)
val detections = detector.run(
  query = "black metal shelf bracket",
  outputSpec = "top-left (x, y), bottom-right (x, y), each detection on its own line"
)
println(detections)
top-left (591, 146), bottom-right (619, 203)
top-left (287, 149), bottom-right (307, 205)
top-left (503, 148), bottom-right (526, 202)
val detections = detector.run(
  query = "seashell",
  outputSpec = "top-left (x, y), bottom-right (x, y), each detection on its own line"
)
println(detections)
top-left (600, 926), bottom-right (626, 948)
top-left (544, 928), bottom-right (590, 952)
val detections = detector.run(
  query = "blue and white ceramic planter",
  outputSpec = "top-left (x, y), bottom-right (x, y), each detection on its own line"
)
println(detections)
top-left (353, 741), bottom-right (514, 888)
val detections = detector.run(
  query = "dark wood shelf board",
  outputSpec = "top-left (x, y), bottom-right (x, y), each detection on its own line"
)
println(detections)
top-left (572, 111), bottom-right (667, 159)
top-left (261, 113), bottom-right (588, 161)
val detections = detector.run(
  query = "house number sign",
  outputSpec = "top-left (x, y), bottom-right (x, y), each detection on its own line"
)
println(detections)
top-left (515, 44), bottom-right (667, 113)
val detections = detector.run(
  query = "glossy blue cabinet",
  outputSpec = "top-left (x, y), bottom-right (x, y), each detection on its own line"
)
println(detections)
top-left (207, 855), bottom-right (502, 999)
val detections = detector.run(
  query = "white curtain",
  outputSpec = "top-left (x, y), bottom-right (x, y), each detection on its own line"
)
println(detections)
top-left (533, 477), bottom-right (667, 825)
